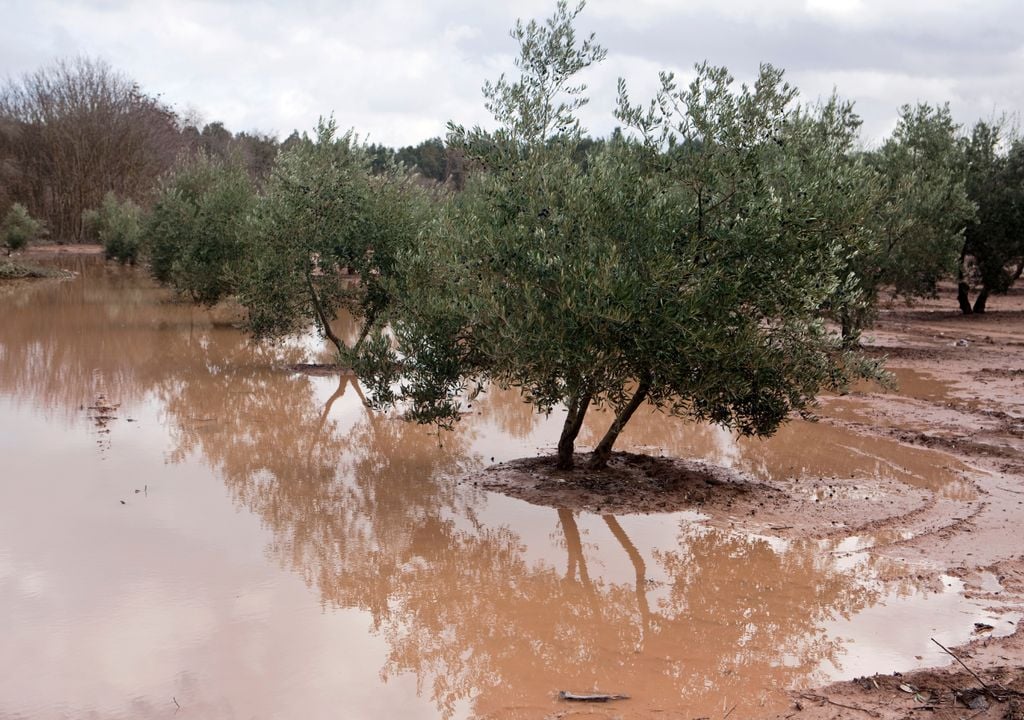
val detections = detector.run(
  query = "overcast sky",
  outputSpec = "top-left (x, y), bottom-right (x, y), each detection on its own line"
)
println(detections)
top-left (2, 0), bottom-right (1022, 147)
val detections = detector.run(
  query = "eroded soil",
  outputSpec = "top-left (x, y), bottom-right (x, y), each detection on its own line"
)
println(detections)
top-left (24, 242), bottom-right (105, 255)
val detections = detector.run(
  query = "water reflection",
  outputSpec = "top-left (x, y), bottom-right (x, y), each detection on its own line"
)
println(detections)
top-left (0, 260), bottom-right (993, 720)
top-left (375, 516), bottom-right (888, 718)
top-left (0, 257), bottom-right (307, 422)
top-left (855, 367), bottom-right (958, 404)
top-left (138, 329), bottom-right (926, 717)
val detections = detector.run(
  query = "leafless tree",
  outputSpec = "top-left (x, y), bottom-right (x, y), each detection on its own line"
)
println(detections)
top-left (0, 57), bottom-right (184, 240)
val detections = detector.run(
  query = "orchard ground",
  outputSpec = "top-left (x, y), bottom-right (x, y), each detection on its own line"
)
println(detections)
top-left (767, 285), bottom-right (1024, 720)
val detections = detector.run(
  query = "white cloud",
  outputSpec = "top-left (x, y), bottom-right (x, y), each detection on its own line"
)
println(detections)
top-left (805, 0), bottom-right (867, 23)
top-left (0, 0), bottom-right (1022, 146)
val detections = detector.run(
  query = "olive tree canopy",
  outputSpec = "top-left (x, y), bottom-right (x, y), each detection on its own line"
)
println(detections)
top-left (146, 119), bottom-right (433, 358)
top-left (356, 1), bottom-right (882, 470)
top-left (958, 120), bottom-right (1024, 314)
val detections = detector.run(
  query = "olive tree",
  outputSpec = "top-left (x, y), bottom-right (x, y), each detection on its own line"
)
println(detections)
top-left (2, 202), bottom-right (43, 255)
top-left (144, 152), bottom-right (257, 303)
top-left (235, 118), bottom-right (433, 356)
top-left (958, 121), bottom-right (1024, 314)
top-left (83, 192), bottom-right (143, 264)
top-left (837, 104), bottom-right (974, 337)
top-left (145, 119), bottom-right (430, 358)
top-left (356, 2), bottom-right (881, 470)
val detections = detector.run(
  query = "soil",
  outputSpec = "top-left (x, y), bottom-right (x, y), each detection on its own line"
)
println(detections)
top-left (471, 453), bottom-right (931, 534)
top-left (284, 362), bottom-right (357, 376)
top-left (769, 628), bottom-right (1024, 720)
top-left (478, 283), bottom-right (1024, 720)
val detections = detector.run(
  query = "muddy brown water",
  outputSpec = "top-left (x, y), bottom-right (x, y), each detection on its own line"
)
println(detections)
top-left (0, 258), bottom-right (1013, 720)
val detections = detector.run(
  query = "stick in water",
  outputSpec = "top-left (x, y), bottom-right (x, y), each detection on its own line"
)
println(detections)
top-left (931, 637), bottom-right (991, 692)
top-left (558, 691), bottom-right (630, 702)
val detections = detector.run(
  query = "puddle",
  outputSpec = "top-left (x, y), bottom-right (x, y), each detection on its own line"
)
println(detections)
top-left (580, 400), bottom-right (974, 499)
top-left (816, 575), bottom-right (1019, 680)
top-left (979, 571), bottom-right (1005, 594)
top-left (0, 259), bottom-right (1006, 720)
top-left (855, 367), bottom-right (958, 403)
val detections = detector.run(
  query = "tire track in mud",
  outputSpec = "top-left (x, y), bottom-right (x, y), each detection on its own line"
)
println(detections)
top-left (790, 408), bottom-right (1024, 577)
top-left (821, 409), bottom-right (1024, 569)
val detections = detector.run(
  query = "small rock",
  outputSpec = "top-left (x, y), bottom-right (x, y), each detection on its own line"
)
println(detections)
top-left (966, 694), bottom-right (988, 711)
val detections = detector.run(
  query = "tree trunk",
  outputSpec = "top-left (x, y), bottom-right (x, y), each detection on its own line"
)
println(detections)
top-left (559, 508), bottom-right (598, 613)
top-left (556, 392), bottom-right (592, 470)
top-left (307, 373), bottom-right (348, 461)
top-left (346, 374), bottom-right (368, 406)
top-left (352, 308), bottom-right (378, 354)
top-left (973, 287), bottom-right (990, 314)
top-left (590, 378), bottom-right (651, 469)
top-left (957, 241), bottom-right (973, 315)
top-left (957, 282), bottom-right (974, 314)
top-left (839, 308), bottom-right (859, 348)
top-left (306, 274), bottom-right (346, 356)
top-left (559, 509), bottom-right (592, 587)
top-left (603, 515), bottom-right (651, 640)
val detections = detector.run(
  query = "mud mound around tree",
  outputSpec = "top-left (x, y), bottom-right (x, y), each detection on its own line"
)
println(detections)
top-left (283, 363), bottom-right (354, 376)
top-left (466, 451), bottom-right (937, 537)
top-left (467, 452), bottom-right (784, 515)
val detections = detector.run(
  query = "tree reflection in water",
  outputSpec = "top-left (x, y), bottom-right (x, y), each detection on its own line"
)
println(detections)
top-left (154, 342), bottom-right (912, 718)
top-left (377, 513), bottom-right (892, 718)
top-left (0, 260), bottom-right (933, 719)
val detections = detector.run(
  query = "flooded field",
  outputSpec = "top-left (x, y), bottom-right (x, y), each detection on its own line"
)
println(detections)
top-left (1, 258), bottom-right (1019, 720)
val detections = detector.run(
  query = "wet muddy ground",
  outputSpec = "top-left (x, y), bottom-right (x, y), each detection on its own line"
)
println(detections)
top-left (1, 257), bottom-right (1022, 720)
top-left (760, 289), bottom-right (1024, 720)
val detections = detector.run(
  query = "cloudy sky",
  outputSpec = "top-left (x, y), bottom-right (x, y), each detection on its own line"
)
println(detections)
top-left (2, 0), bottom-right (1022, 147)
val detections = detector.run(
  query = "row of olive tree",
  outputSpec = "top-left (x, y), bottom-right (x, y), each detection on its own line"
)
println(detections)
top-left (958, 121), bottom-right (1024, 313)
top-left (144, 119), bottom-right (432, 355)
top-left (0, 56), bottom-right (474, 250)
top-left (845, 107), bottom-right (1024, 321)
top-left (6, 55), bottom-right (1018, 318)
top-left (136, 1), bottom-right (1020, 472)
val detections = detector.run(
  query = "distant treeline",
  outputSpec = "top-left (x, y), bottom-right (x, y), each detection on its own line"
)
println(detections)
top-left (0, 57), bottom-right (463, 242)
